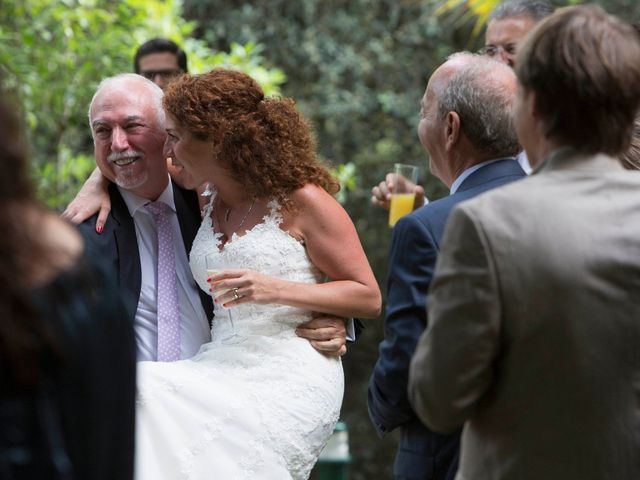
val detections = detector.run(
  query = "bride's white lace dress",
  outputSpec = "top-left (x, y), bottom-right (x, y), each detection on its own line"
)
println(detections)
top-left (134, 199), bottom-right (344, 480)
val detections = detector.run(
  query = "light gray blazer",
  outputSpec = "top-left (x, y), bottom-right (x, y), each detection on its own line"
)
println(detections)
top-left (409, 149), bottom-right (640, 480)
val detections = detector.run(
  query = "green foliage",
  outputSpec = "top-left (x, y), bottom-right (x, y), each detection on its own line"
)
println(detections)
top-left (331, 162), bottom-right (357, 204)
top-left (0, 0), bottom-right (285, 210)
top-left (437, 0), bottom-right (500, 36)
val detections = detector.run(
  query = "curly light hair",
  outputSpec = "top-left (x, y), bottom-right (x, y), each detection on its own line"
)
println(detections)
top-left (163, 69), bottom-right (339, 209)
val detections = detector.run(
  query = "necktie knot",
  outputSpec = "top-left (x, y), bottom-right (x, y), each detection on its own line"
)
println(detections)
top-left (145, 201), bottom-right (171, 217)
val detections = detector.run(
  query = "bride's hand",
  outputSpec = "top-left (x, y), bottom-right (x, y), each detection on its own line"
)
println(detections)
top-left (207, 269), bottom-right (283, 307)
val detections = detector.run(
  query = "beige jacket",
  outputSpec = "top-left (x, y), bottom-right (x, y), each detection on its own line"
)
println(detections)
top-left (409, 149), bottom-right (640, 480)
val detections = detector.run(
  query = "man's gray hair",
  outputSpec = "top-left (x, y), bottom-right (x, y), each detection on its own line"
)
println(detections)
top-left (437, 52), bottom-right (520, 158)
top-left (88, 73), bottom-right (165, 130)
top-left (490, 0), bottom-right (555, 22)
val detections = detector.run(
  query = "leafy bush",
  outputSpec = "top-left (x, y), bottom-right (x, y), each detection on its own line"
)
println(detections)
top-left (0, 0), bottom-right (286, 210)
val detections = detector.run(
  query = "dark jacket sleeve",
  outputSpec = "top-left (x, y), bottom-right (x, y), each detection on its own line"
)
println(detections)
top-left (368, 213), bottom-right (439, 436)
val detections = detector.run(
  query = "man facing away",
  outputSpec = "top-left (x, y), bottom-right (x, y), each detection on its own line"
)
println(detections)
top-left (79, 74), bottom-right (349, 361)
top-left (368, 53), bottom-right (525, 480)
top-left (409, 6), bottom-right (640, 480)
top-left (370, 0), bottom-right (554, 208)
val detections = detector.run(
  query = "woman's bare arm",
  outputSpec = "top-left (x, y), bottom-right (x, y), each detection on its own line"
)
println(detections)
top-left (62, 159), bottom-right (210, 229)
top-left (209, 184), bottom-right (382, 319)
top-left (61, 167), bottom-right (111, 232)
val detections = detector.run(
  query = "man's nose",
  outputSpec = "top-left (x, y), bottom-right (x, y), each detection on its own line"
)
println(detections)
top-left (111, 127), bottom-right (129, 151)
top-left (152, 74), bottom-right (167, 89)
top-left (497, 49), bottom-right (510, 65)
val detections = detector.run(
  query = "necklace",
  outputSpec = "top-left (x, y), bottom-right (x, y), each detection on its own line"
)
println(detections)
top-left (218, 198), bottom-right (255, 233)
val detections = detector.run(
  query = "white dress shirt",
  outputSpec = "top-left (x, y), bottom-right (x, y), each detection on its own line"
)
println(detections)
top-left (516, 150), bottom-right (532, 174)
top-left (119, 181), bottom-right (211, 361)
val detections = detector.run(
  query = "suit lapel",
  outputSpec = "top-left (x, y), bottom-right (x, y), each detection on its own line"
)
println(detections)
top-left (109, 184), bottom-right (142, 302)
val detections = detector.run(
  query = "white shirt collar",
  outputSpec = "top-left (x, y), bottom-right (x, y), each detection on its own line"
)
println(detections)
top-left (449, 158), bottom-right (507, 195)
top-left (118, 176), bottom-right (175, 216)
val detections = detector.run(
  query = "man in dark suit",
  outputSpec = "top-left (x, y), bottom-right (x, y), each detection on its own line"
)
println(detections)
top-left (79, 73), bottom-right (349, 362)
top-left (78, 73), bottom-right (212, 361)
top-left (368, 53), bottom-right (525, 480)
top-left (81, 180), bottom-right (209, 319)
top-left (79, 181), bottom-right (214, 361)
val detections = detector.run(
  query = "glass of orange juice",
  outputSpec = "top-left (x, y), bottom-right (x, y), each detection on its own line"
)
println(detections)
top-left (388, 163), bottom-right (420, 227)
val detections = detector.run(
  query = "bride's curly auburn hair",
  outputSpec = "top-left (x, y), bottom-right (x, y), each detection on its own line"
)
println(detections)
top-left (163, 69), bottom-right (339, 209)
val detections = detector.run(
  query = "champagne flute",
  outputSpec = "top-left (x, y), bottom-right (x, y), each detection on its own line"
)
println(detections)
top-left (206, 256), bottom-right (245, 344)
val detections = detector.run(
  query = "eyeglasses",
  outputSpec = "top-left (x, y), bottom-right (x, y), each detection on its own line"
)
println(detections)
top-left (479, 43), bottom-right (518, 57)
top-left (140, 69), bottom-right (183, 81)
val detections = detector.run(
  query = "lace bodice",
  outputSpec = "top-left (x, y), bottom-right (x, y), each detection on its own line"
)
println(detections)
top-left (189, 196), bottom-right (324, 339)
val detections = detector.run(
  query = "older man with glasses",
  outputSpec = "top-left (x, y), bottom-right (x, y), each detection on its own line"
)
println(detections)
top-left (481, 0), bottom-right (554, 67)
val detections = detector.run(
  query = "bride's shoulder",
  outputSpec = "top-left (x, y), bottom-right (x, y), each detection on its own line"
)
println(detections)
top-left (288, 184), bottom-right (351, 229)
top-left (289, 184), bottom-right (338, 210)
top-left (284, 184), bottom-right (347, 239)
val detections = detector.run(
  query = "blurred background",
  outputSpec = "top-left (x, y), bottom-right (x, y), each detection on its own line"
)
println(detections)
top-left (2, 0), bottom-right (638, 477)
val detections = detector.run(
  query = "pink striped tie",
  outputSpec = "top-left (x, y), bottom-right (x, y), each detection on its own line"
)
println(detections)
top-left (146, 201), bottom-right (181, 362)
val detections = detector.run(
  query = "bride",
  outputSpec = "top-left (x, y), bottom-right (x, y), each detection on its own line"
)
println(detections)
top-left (134, 69), bottom-right (381, 479)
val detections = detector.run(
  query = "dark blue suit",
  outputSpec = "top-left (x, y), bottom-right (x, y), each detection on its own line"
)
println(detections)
top-left (78, 182), bottom-right (213, 323)
top-left (368, 159), bottom-right (525, 479)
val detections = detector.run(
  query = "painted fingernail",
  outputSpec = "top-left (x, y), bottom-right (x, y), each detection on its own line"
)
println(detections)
top-left (97, 225), bottom-right (103, 234)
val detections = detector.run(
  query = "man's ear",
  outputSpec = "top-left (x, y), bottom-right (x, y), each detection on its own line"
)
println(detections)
top-left (525, 89), bottom-right (546, 137)
top-left (444, 111), bottom-right (461, 152)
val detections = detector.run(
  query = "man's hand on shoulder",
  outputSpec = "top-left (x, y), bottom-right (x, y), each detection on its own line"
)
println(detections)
top-left (296, 314), bottom-right (347, 357)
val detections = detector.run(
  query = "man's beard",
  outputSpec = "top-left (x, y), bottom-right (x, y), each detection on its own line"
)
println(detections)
top-left (113, 169), bottom-right (148, 191)
top-left (107, 150), bottom-right (148, 190)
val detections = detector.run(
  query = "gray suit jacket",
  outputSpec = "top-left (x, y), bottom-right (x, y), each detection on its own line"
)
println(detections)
top-left (409, 150), bottom-right (640, 480)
